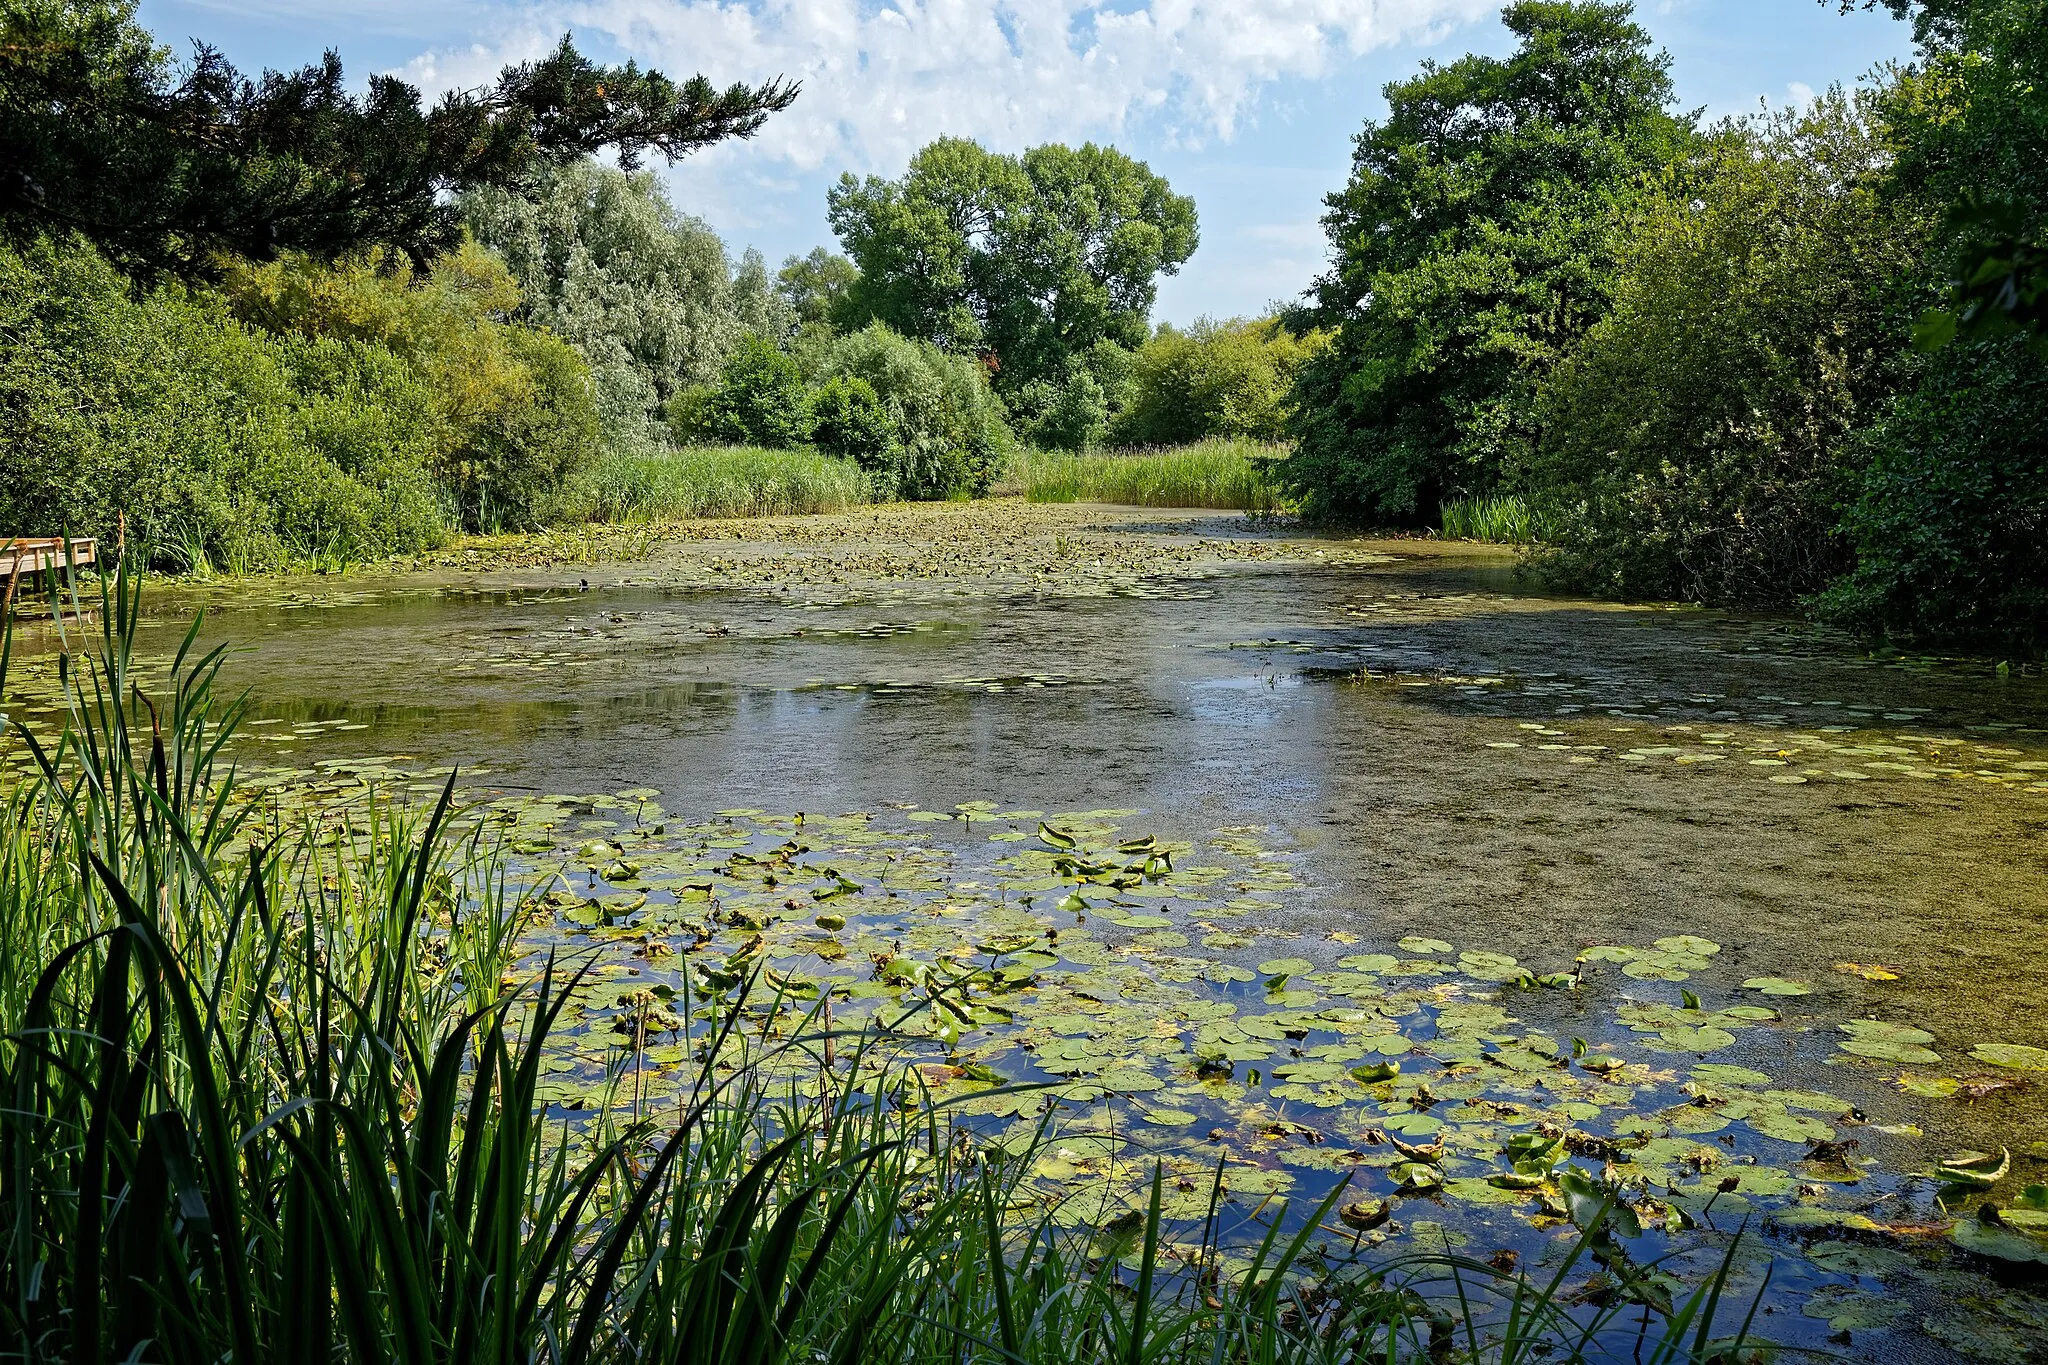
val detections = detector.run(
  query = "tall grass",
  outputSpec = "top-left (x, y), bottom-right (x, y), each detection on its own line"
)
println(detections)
top-left (0, 570), bottom-right (1766, 1363)
top-left (1441, 493), bottom-right (1541, 543)
top-left (1013, 439), bottom-right (1288, 512)
top-left (555, 444), bottom-right (872, 523)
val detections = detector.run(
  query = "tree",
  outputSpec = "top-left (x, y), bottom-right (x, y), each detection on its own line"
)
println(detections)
top-left (826, 138), bottom-right (1197, 391)
top-left (462, 159), bottom-right (790, 441)
top-left (777, 247), bottom-right (860, 326)
top-left (818, 323), bottom-right (1010, 499)
top-left (0, 0), bottom-right (796, 275)
top-left (1527, 93), bottom-right (1928, 604)
top-left (1816, 0), bottom-right (2048, 648)
top-left (1281, 1), bottom-right (1694, 522)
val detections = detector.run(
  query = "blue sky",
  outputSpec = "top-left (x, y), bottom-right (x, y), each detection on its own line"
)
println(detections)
top-left (134, 0), bottom-right (1917, 324)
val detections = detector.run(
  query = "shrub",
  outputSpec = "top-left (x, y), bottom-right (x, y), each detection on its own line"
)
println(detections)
top-left (1013, 371), bottom-right (1109, 452)
top-left (1114, 318), bottom-right (1326, 447)
top-left (692, 335), bottom-right (814, 448)
top-left (821, 323), bottom-right (1010, 499)
top-left (0, 233), bottom-right (445, 568)
top-left (225, 241), bottom-right (601, 530)
top-left (1524, 94), bottom-right (1925, 604)
top-left (1818, 339), bottom-right (2048, 650)
top-left (809, 373), bottom-right (896, 466)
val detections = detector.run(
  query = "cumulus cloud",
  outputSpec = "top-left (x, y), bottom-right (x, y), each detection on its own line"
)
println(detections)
top-left (401, 0), bottom-right (1493, 175)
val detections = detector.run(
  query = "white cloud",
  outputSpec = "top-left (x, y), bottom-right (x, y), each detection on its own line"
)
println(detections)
top-left (400, 0), bottom-right (1493, 179)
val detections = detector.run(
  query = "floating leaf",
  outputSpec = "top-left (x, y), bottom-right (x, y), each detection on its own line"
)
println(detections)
top-left (1971, 1043), bottom-right (2048, 1071)
top-left (1801, 1286), bottom-right (1904, 1332)
top-left (1258, 957), bottom-right (1314, 977)
top-left (1741, 977), bottom-right (1813, 997)
top-left (1938, 1148), bottom-right (2011, 1189)
top-left (1834, 961), bottom-right (1901, 981)
top-left (1398, 936), bottom-right (1452, 955)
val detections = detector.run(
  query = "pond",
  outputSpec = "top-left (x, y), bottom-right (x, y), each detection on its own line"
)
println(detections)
top-left (7, 500), bottom-right (2048, 1361)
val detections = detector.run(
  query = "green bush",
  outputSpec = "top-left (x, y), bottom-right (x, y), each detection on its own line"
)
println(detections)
top-left (0, 233), bottom-right (446, 569)
top-left (1524, 94), bottom-right (1925, 604)
top-left (809, 373), bottom-right (896, 465)
top-left (1014, 371), bottom-right (1109, 452)
top-left (821, 323), bottom-right (1010, 498)
top-left (1114, 318), bottom-right (1326, 447)
top-left (692, 335), bottom-right (814, 448)
top-left (225, 241), bottom-right (600, 532)
top-left (1819, 339), bottom-right (2048, 649)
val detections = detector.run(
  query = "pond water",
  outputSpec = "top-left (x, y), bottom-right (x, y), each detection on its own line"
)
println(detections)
top-left (7, 502), bottom-right (2048, 1361)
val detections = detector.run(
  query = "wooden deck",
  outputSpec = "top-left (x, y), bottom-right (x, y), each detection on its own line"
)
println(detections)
top-left (2, 537), bottom-right (99, 615)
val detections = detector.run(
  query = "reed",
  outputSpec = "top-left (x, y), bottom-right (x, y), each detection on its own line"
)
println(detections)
top-left (1014, 440), bottom-right (1288, 512)
top-left (556, 445), bottom-right (872, 523)
top-left (1440, 494), bottom-right (1542, 543)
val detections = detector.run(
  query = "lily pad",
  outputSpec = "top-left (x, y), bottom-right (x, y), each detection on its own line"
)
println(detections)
top-left (1397, 936), bottom-right (1452, 955)
top-left (1741, 977), bottom-right (1813, 997)
top-left (1970, 1043), bottom-right (2048, 1071)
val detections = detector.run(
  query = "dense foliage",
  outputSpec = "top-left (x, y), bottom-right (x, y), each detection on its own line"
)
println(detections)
top-left (0, 233), bottom-right (447, 568)
top-left (1276, 0), bottom-right (2048, 651)
top-left (1283, 1), bottom-right (1693, 522)
top-left (1526, 94), bottom-right (1926, 604)
top-left (0, 0), bottom-right (795, 275)
top-left (1815, 0), bottom-right (2048, 648)
top-left (1113, 318), bottom-right (1329, 448)
top-left (462, 160), bottom-right (789, 442)
top-left (827, 138), bottom-right (1197, 394)
top-left (224, 242), bottom-right (600, 531)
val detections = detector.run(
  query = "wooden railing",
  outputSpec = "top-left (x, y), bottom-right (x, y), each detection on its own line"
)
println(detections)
top-left (2, 537), bottom-right (99, 618)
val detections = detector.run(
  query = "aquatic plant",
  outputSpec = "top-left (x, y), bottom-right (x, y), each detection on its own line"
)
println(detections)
top-left (553, 443), bottom-right (873, 523)
top-left (1440, 494), bottom-right (1540, 544)
top-left (1014, 439), bottom-right (1287, 511)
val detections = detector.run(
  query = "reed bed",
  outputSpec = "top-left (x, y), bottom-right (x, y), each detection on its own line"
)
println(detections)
top-left (1014, 440), bottom-right (1288, 512)
top-left (0, 570), bottom-right (1762, 1364)
top-left (1440, 494), bottom-right (1542, 544)
top-left (556, 444), bottom-right (873, 523)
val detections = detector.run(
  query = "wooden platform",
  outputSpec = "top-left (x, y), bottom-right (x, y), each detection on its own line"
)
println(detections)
top-left (2, 538), bottom-right (97, 579)
top-left (2, 537), bottom-right (98, 615)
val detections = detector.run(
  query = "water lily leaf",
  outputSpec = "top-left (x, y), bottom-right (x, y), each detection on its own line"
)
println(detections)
top-left (1258, 957), bottom-right (1314, 977)
top-left (1971, 1043), bottom-right (2048, 1071)
top-left (1336, 954), bottom-right (1399, 973)
top-left (1801, 1286), bottom-right (1904, 1332)
top-left (1578, 945), bottom-right (1638, 964)
top-left (1141, 1108), bottom-right (1199, 1127)
top-left (1397, 936), bottom-right (1452, 955)
top-left (1742, 977), bottom-right (1813, 996)
top-left (1938, 1148), bottom-right (2010, 1189)
top-left (1749, 1111), bottom-right (1835, 1144)
top-left (1953, 1209), bottom-right (2048, 1264)
top-left (1658, 1026), bottom-right (1736, 1052)
top-left (1654, 935), bottom-right (1722, 956)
